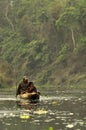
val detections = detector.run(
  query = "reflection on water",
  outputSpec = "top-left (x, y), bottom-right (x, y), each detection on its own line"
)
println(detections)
top-left (0, 89), bottom-right (86, 130)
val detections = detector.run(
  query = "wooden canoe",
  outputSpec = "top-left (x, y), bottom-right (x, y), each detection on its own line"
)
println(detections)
top-left (20, 92), bottom-right (40, 102)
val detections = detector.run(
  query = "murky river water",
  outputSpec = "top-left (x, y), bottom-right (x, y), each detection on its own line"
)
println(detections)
top-left (0, 88), bottom-right (86, 130)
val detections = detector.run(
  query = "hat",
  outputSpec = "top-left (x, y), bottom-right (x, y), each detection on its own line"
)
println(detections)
top-left (23, 76), bottom-right (28, 80)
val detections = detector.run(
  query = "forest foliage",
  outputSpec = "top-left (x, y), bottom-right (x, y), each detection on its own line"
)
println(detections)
top-left (0, 0), bottom-right (86, 88)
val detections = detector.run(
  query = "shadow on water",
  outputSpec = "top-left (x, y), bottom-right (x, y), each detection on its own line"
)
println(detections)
top-left (0, 88), bottom-right (86, 130)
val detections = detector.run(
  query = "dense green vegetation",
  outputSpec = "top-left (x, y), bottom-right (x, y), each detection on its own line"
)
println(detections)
top-left (0, 0), bottom-right (86, 88)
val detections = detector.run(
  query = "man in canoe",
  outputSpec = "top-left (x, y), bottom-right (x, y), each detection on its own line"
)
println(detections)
top-left (16, 76), bottom-right (29, 97)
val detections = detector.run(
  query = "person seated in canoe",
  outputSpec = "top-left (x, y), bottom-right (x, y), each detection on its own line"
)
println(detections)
top-left (26, 82), bottom-right (40, 100)
top-left (27, 82), bottom-right (38, 93)
top-left (16, 76), bottom-right (29, 97)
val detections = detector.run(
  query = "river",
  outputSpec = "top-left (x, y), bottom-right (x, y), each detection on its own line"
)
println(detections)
top-left (0, 88), bottom-right (86, 130)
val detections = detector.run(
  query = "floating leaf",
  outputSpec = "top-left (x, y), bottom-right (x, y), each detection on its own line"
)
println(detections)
top-left (52, 101), bottom-right (58, 105)
top-left (49, 127), bottom-right (54, 130)
top-left (20, 115), bottom-right (30, 119)
top-left (9, 113), bottom-right (15, 117)
top-left (66, 124), bottom-right (74, 128)
top-left (34, 109), bottom-right (48, 115)
top-left (69, 113), bottom-right (74, 115)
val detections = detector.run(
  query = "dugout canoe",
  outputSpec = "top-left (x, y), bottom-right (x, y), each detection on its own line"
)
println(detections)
top-left (20, 92), bottom-right (40, 102)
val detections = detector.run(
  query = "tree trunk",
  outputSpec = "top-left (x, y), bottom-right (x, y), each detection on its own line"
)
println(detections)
top-left (5, 4), bottom-right (15, 32)
top-left (71, 28), bottom-right (76, 50)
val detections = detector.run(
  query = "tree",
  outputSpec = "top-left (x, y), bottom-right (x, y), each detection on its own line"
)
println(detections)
top-left (56, 6), bottom-right (80, 50)
top-left (20, 15), bottom-right (34, 42)
top-left (0, 0), bottom-right (15, 31)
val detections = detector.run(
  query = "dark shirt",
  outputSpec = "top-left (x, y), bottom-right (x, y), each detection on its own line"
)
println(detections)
top-left (16, 81), bottom-right (29, 95)
top-left (28, 86), bottom-right (37, 93)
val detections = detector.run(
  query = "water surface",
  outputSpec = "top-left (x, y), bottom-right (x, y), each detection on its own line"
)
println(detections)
top-left (0, 88), bottom-right (86, 130)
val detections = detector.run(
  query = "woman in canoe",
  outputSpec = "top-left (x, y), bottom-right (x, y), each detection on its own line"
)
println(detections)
top-left (26, 82), bottom-right (40, 101)
top-left (27, 82), bottom-right (37, 93)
